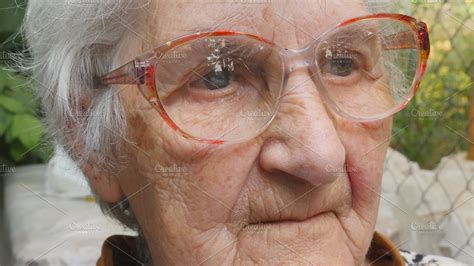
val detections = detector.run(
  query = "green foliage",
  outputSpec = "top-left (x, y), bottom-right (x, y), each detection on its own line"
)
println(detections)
top-left (0, 0), bottom-right (26, 51)
top-left (0, 0), bottom-right (52, 165)
top-left (0, 71), bottom-right (51, 164)
top-left (390, 2), bottom-right (473, 169)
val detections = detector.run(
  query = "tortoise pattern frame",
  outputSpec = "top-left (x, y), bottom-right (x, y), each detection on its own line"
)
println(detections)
top-left (100, 13), bottom-right (430, 144)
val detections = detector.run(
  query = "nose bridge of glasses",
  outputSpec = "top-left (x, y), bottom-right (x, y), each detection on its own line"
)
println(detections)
top-left (281, 46), bottom-right (314, 74)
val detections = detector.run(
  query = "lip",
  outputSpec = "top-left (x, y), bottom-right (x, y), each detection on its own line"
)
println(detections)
top-left (239, 172), bottom-right (351, 233)
top-left (244, 211), bottom-right (332, 229)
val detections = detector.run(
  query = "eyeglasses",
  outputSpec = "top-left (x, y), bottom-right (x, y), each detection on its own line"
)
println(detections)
top-left (101, 13), bottom-right (430, 144)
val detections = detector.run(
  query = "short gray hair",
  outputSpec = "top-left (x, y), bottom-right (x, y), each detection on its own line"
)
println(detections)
top-left (22, 0), bottom-right (149, 230)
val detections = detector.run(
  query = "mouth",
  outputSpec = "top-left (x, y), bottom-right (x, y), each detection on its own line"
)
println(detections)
top-left (234, 172), bottom-right (352, 235)
top-left (243, 211), bottom-right (333, 230)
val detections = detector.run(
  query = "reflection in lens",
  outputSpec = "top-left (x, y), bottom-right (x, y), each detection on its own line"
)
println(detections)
top-left (154, 35), bottom-right (284, 142)
top-left (314, 18), bottom-right (420, 120)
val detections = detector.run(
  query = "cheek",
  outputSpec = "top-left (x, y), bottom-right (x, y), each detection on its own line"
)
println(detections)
top-left (335, 117), bottom-right (392, 209)
top-left (337, 117), bottom-right (392, 169)
top-left (119, 84), bottom-right (262, 191)
top-left (119, 85), bottom-right (190, 178)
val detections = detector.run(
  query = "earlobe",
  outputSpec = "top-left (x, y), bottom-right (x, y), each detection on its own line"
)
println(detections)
top-left (81, 159), bottom-right (125, 203)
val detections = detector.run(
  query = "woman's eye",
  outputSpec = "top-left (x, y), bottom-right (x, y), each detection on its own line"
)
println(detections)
top-left (203, 68), bottom-right (233, 90)
top-left (329, 58), bottom-right (356, 77)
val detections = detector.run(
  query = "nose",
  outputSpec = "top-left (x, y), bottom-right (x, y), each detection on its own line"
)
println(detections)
top-left (258, 67), bottom-right (346, 186)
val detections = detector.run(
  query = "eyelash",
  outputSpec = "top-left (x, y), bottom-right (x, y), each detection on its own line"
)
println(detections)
top-left (318, 51), bottom-right (365, 83)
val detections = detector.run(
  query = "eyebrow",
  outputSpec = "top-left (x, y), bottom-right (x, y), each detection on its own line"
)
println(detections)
top-left (161, 10), bottom-right (251, 40)
top-left (158, 25), bottom-right (253, 47)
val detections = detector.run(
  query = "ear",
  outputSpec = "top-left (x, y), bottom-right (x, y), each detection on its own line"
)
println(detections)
top-left (81, 159), bottom-right (125, 203)
top-left (68, 129), bottom-right (124, 203)
top-left (65, 94), bottom-right (125, 204)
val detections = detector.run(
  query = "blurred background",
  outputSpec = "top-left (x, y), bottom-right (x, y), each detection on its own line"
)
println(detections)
top-left (0, 0), bottom-right (472, 265)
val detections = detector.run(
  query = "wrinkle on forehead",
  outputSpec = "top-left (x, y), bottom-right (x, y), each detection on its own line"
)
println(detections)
top-left (145, 0), bottom-right (368, 50)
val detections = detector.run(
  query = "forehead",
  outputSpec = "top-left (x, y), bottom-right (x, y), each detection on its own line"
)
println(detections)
top-left (145, 0), bottom-right (369, 50)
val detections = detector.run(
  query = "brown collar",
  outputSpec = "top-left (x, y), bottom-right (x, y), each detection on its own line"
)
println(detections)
top-left (97, 231), bottom-right (405, 266)
top-left (367, 231), bottom-right (405, 266)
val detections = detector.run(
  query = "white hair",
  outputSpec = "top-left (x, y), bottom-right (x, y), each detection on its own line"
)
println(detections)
top-left (21, 0), bottom-right (150, 230)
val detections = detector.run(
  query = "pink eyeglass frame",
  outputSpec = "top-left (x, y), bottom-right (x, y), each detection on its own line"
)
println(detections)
top-left (100, 13), bottom-right (430, 144)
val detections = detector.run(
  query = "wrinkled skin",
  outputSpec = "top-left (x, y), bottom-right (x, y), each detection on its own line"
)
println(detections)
top-left (84, 1), bottom-right (393, 265)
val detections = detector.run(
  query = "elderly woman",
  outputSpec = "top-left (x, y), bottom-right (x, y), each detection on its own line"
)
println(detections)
top-left (22, 0), bottom-right (463, 265)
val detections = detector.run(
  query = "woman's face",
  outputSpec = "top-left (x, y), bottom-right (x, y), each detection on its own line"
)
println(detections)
top-left (91, 1), bottom-right (393, 265)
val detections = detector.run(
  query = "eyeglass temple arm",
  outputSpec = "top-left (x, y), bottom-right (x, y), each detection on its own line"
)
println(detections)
top-left (382, 21), bottom-right (429, 51)
top-left (99, 60), bottom-right (148, 86)
top-left (382, 31), bottom-right (418, 50)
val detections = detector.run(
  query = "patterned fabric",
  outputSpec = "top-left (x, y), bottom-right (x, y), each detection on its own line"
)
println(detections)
top-left (400, 250), bottom-right (467, 265)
